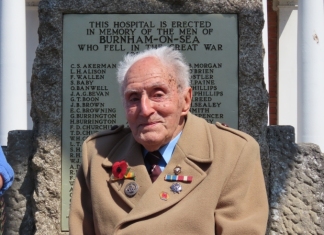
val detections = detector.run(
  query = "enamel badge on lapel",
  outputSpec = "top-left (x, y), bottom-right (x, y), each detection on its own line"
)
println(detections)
top-left (173, 165), bottom-right (181, 175)
top-left (159, 191), bottom-right (170, 201)
top-left (124, 182), bottom-right (139, 197)
top-left (170, 183), bottom-right (182, 194)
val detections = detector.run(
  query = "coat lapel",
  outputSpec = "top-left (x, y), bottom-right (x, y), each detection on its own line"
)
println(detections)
top-left (101, 134), bottom-right (152, 209)
top-left (113, 113), bottom-right (214, 231)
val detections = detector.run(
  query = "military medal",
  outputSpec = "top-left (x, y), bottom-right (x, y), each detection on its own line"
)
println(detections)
top-left (170, 183), bottom-right (182, 194)
top-left (164, 175), bottom-right (193, 182)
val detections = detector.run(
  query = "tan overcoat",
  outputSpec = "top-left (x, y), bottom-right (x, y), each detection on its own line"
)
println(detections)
top-left (69, 113), bottom-right (269, 235)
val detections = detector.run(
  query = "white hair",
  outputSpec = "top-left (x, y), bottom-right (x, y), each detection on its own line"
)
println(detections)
top-left (116, 46), bottom-right (190, 93)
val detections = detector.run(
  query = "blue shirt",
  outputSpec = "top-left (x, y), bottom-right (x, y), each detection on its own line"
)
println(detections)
top-left (143, 132), bottom-right (182, 171)
top-left (0, 147), bottom-right (14, 196)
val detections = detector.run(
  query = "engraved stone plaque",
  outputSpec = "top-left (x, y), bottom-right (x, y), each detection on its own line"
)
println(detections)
top-left (62, 14), bottom-right (238, 230)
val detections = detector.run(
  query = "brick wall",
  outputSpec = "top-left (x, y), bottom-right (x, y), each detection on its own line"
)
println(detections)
top-left (267, 0), bottom-right (278, 125)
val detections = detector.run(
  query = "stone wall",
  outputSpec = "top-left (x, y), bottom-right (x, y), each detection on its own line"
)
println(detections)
top-left (267, 126), bottom-right (324, 235)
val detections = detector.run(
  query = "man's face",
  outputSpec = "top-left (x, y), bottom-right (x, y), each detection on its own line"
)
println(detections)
top-left (123, 57), bottom-right (192, 151)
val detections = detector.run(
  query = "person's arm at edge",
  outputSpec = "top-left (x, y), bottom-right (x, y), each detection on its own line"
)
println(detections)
top-left (0, 148), bottom-right (14, 196)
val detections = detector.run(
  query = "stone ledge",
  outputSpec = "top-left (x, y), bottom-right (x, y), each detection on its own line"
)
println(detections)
top-left (267, 126), bottom-right (324, 234)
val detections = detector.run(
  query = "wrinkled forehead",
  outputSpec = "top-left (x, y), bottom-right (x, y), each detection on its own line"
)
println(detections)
top-left (123, 57), bottom-right (177, 89)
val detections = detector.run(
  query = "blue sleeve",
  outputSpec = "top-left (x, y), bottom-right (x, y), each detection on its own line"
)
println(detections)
top-left (0, 148), bottom-right (14, 196)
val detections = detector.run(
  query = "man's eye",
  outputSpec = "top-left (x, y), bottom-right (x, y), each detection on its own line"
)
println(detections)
top-left (129, 97), bottom-right (139, 102)
top-left (127, 94), bottom-right (140, 102)
top-left (154, 93), bottom-right (163, 97)
top-left (153, 91), bottom-right (165, 98)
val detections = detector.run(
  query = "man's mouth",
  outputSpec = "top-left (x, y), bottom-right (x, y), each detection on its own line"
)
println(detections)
top-left (139, 121), bottom-right (161, 128)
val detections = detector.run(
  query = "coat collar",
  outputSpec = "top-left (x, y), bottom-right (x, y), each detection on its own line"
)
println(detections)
top-left (101, 113), bottom-right (214, 230)
top-left (177, 112), bottom-right (214, 163)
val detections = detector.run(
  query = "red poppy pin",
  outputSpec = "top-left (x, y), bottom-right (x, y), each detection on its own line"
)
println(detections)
top-left (111, 160), bottom-right (135, 181)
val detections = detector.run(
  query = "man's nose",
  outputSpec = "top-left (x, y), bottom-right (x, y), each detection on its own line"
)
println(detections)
top-left (139, 95), bottom-right (154, 116)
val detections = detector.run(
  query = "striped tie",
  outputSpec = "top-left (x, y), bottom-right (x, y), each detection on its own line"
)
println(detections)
top-left (145, 151), bottom-right (162, 182)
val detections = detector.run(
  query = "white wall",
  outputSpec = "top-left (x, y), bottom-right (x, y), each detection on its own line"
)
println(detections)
top-left (277, 2), bottom-right (298, 137)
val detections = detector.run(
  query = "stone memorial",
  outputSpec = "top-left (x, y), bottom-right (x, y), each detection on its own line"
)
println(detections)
top-left (29, 0), bottom-right (268, 234)
top-left (61, 13), bottom-right (239, 229)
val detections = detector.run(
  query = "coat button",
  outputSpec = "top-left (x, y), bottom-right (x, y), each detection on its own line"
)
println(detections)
top-left (124, 182), bottom-right (139, 197)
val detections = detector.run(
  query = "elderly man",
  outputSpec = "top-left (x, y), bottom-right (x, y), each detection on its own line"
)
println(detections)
top-left (69, 46), bottom-right (269, 234)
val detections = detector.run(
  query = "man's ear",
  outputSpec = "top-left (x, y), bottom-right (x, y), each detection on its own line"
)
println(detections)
top-left (181, 87), bottom-right (192, 116)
